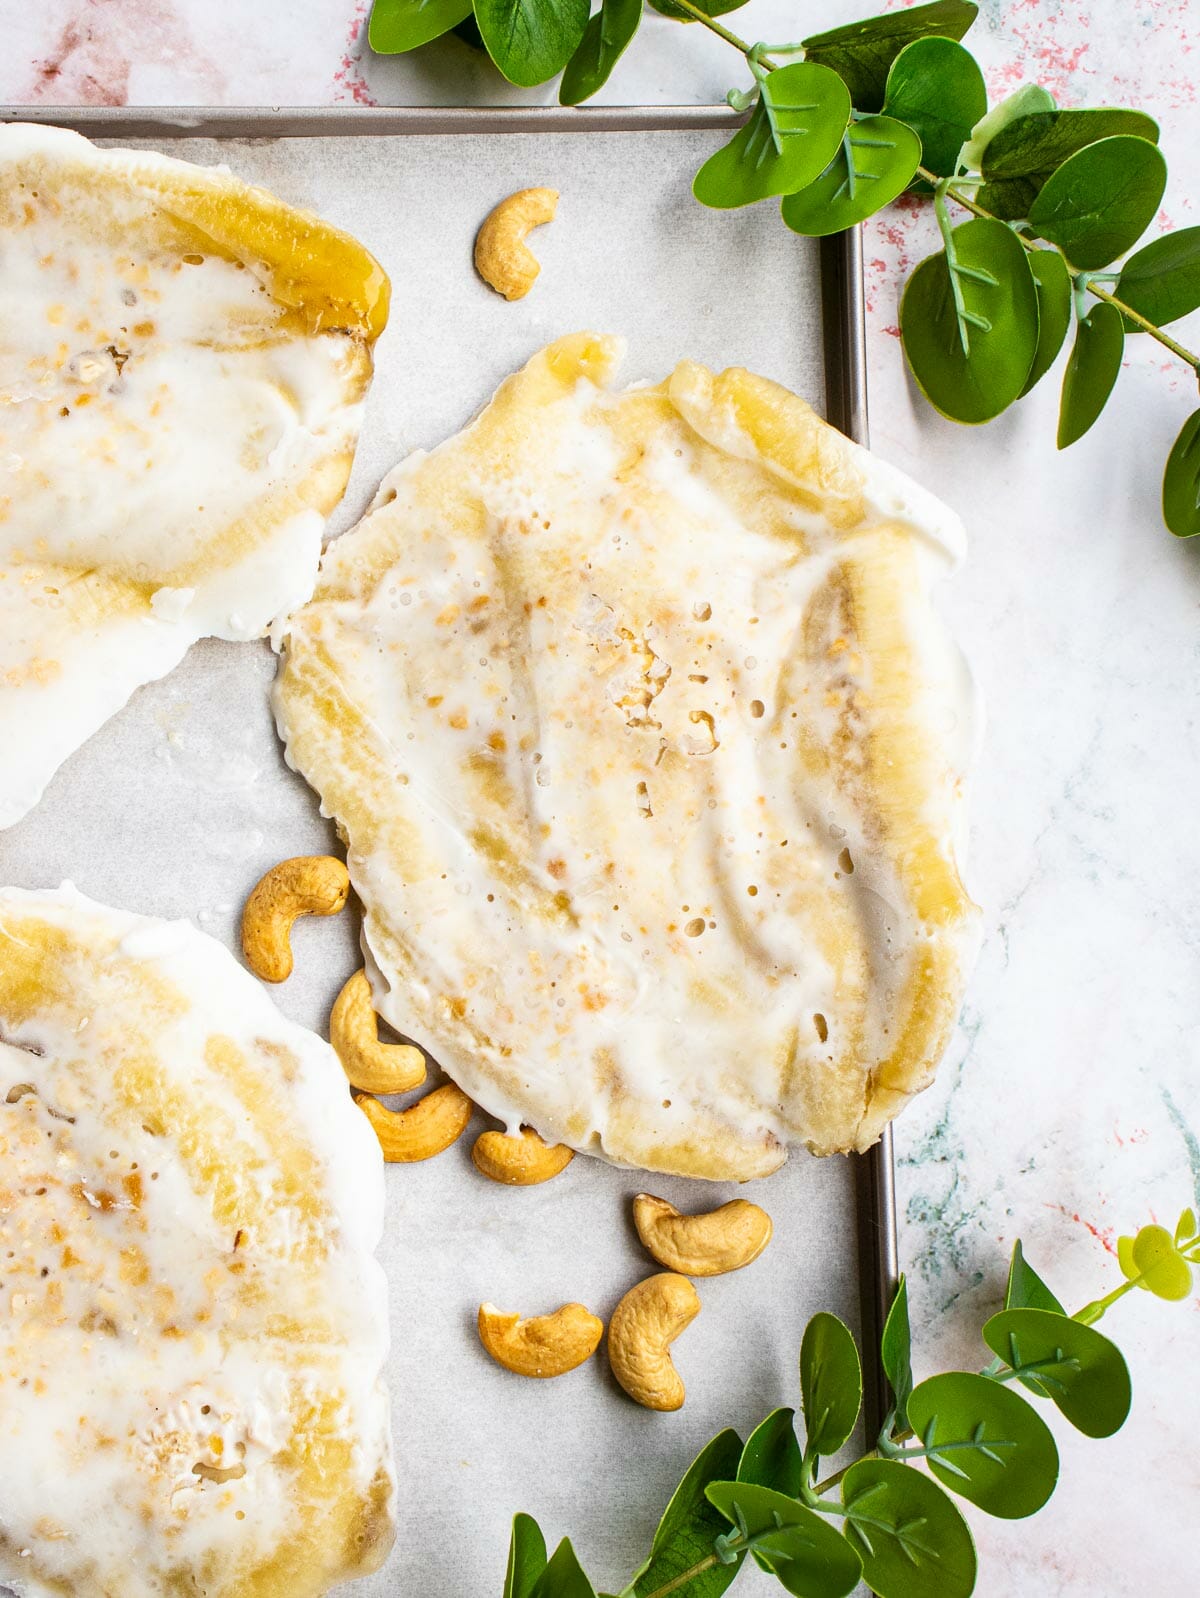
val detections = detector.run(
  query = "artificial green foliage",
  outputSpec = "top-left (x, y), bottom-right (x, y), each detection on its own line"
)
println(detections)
top-left (899, 218), bottom-right (1040, 423)
top-left (841, 1459), bottom-right (977, 1598)
top-left (630, 1430), bottom-right (745, 1598)
top-left (881, 38), bottom-right (986, 177)
top-left (506, 1513), bottom-right (549, 1598)
top-left (1116, 227), bottom-right (1200, 331)
top-left (692, 63), bottom-right (851, 209)
top-left (704, 1483), bottom-right (862, 1598)
top-left (1020, 252), bottom-right (1073, 397)
top-left (780, 117), bottom-right (921, 236)
top-left (880, 1275), bottom-right (914, 1428)
top-left (1163, 412), bottom-right (1200, 537)
top-left (366, 0), bottom-right (1200, 533)
top-left (368, 0), bottom-right (473, 53)
top-left (473, 0), bottom-right (589, 85)
top-left (982, 1308), bottom-right (1131, 1438)
top-left (559, 0), bottom-right (641, 104)
top-left (1056, 300), bottom-right (1126, 447)
top-left (800, 0), bottom-right (978, 112)
top-left (1027, 135), bottom-right (1167, 269)
top-left (503, 1209), bottom-right (1195, 1597)
top-left (799, 1314), bottom-right (862, 1458)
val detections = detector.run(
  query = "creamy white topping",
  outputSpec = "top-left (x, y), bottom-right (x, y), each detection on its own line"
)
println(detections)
top-left (0, 884), bottom-right (395, 1598)
top-left (0, 123), bottom-right (384, 831)
top-left (276, 335), bottom-right (980, 1179)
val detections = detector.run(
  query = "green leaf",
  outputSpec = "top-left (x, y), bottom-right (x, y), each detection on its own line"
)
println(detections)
top-left (631, 1429), bottom-right (744, 1598)
top-left (1004, 1239), bottom-right (1066, 1316)
top-left (880, 1276), bottom-right (914, 1430)
top-left (559, 0), bottom-right (641, 105)
top-left (474, 0), bottom-right (589, 87)
top-left (983, 1308), bottom-right (1132, 1438)
top-left (899, 217), bottom-right (1040, 423)
top-left (368, 0), bottom-right (474, 51)
top-left (693, 63), bottom-right (851, 210)
top-left (1020, 252), bottom-right (1073, 396)
top-left (781, 116), bottom-right (921, 236)
top-left (882, 38), bottom-right (987, 178)
top-left (960, 83), bottom-right (1055, 171)
top-left (738, 1408), bottom-right (805, 1496)
top-left (976, 107), bottom-right (1161, 220)
top-left (531, 1539), bottom-right (596, 1598)
top-left (1027, 135), bottom-right (1167, 270)
top-left (649, 0), bottom-right (750, 18)
top-left (736, 1409), bottom-right (804, 1574)
top-left (506, 1513), bottom-right (549, 1598)
top-left (799, 1312), bottom-right (862, 1458)
top-left (841, 1459), bottom-right (977, 1598)
top-left (1118, 1222), bottom-right (1195, 1299)
top-left (1177, 1207), bottom-right (1198, 1246)
top-left (1116, 226), bottom-right (1200, 332)
top-left (705, 1482), bottom-right (862, 1598)
top-left (906, 1371), bottom-right (1059, 1519)
top-left (1057, 300), bottom-right (1125, 447)
top-left (801, 0), bottom-right (978, 114)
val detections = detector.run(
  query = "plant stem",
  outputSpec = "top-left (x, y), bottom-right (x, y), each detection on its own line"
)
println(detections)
top-left (664, 0), bottom-right (777, 64)
top-left (920, 165), bottom-right (1200, 373)
top-left (1074, 1277), bottom-right (1138, 1326)
top-left (640, 1555), bottom-right (720, 1598)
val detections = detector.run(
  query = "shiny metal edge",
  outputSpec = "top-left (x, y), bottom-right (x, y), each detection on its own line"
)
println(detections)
top-left (0, 99), bottom-right (897, 1417)
top-left (0, 104), bottom-right (742, 137)
top-left (821, 228), bottom-right (899, 1438)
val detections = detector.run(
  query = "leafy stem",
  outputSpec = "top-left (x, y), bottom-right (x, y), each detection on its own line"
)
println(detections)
top-left (922, 165), bottom-right (1200, 373)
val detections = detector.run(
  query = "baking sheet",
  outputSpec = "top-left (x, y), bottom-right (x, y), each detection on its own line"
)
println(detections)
top-left (0, 117), bottom-right (876, 1596)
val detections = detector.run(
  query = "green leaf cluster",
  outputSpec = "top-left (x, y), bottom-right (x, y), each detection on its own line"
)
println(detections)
top-left (500, 1218), bottom-right (1195, 1598)
top-left (366, 0), bottom-right (1200, 537)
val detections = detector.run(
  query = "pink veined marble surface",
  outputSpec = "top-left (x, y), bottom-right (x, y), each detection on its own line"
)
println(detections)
top-left (4, 2), bottom-right (1200, 1594)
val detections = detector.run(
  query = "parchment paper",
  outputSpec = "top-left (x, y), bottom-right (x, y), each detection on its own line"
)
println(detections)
top-left (0, 130), bottom-right (864, 1596)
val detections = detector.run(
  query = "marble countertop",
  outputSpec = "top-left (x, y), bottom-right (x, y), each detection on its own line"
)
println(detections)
top-left (5, 2), bottom-right (1199, 1593)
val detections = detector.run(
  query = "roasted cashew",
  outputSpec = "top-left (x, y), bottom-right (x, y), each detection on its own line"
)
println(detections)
top-left (633, 1194), bottom-right (773, 1277)
top-left (477, 1301), bottom-right (603, 1378)
top-left (472, 1126), bottom-right (574, 1186)
top-left (607, 1273), bottom-right (700, 1412)
top-left (354, 1083), bottom-right (472, 1162)
top-left (331, 970), bottom-right (426, 1094)
top-left (474, 187), bottom-right (558, 302)
top-left (241, 856), bottom-right (350, 983)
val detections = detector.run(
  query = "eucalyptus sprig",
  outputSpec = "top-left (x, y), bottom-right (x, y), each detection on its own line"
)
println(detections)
top-left (369, 0), bottom-right (1200, 536)
top-left (498, 1210), bottom-right (1200, 1598)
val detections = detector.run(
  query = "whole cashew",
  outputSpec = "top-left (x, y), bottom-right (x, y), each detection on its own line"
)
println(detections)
top-left (633, 1194), bottom-right (773, 1277)
top-left (241, 856), bottom-right (350, 982)
top-left (477, 1301), bottom-right (603, 1378)
top-left (331, 970), bottom-right (426, 1094)
top-left (607, 1273), bottom-right (700, 1412)
top-left (354, 1082), bottom-right (472, 1162)
top-left (472, 1126), bottom-right (574, 1186)
top-left (474, 187), bottom-right (558, 302)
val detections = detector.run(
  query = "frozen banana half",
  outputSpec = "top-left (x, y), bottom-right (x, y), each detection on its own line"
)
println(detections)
top-left (0, 122), bottom-right (389, 830)
top-left (275, 333), bottom-right (981, 1180)
top-left (0, 884), bottom-right (395, 1598)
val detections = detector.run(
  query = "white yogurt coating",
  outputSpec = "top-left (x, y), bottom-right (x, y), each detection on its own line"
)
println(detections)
top-left (0, 122), bottom-right (387, 831)
top-left (276, 334), bottom-right (981, 1180)
top-left (0, 885), bottom-right (395, 1598)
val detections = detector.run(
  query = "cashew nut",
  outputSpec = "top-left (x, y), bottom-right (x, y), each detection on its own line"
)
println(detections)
top-left (633, 1194), bottom-right (773, 1277)
top-left (477, 1301), bottom-right (603, 1378)
top-left (354, 1082), bottom-right (472, 1162)
top-left (607, 1272), bottom-right (700, 1412)
top-left (474, 187), bottom-right (558, 302)
top-left (331, 970), bottom-right (426, 1095)
top-left (472, 1126), bottom-right (574, 1186)
top-left (241, 856), bottom-right (350, 983)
